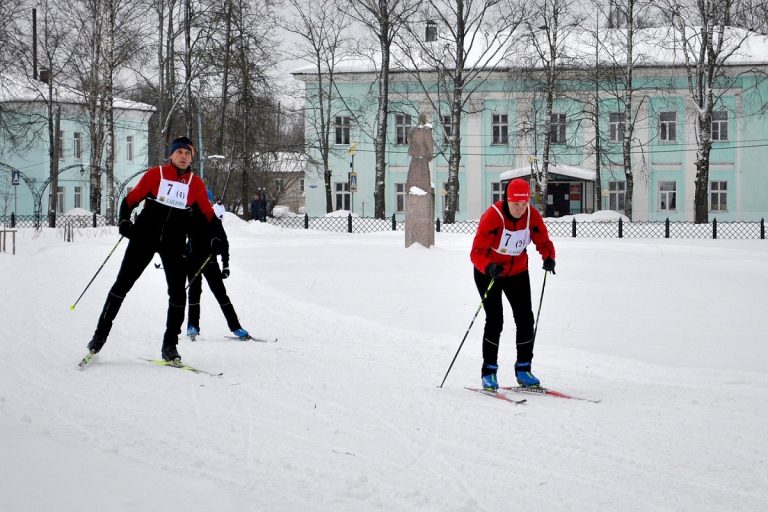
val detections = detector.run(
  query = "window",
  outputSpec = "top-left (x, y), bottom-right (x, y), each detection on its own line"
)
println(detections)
top-left (491, 182), bottom-right (504, 203)
top-left (609, 113), bottom-right (625, 143)
top-left (443, 182), bottom-right (459, 212)
top-left (58, 130), bottom-right (64, 159)
top-left (425, 21), bottom-right (437, 42)
top-left (396, 183), bottom-right (405, 212)
top-left (710, 180), bottom-right (728, 211)
top-left (126, 135), bottom-right (134, 162)
top-left (300, 178), bottom-right (305, 193)
top-left (275, 178), bottom-right (284, 194)
top-left (74, 186), bottom-right (82, 209)
top-left (395, 114), bottom-right (412, 145)
top-left (56, 186), bottom-right (65, 214)
top-left (608, 181), bottom-right (625, 211)
top-left (659, 181), bottom-right (677, 211)
top-left (550, 113), bottom-right (566, 144)
top-left (335, 116), bottom-right (351, 145)
top-left (659, 111), bottom-right (677, 142)
top-left (334, 181), bottom-right (350, 210)
top-left (442, 115), bottom-right (452, 144)
top-left (491, 114), bottom-right (508, 145)
top-left (712, 111), bottom-right (728, 141)
top-left (73, 132), bottom-right (82, 160)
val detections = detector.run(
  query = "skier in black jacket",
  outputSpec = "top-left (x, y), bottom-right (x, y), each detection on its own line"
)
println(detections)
top-left (185, 211), bottom-right (250, 340)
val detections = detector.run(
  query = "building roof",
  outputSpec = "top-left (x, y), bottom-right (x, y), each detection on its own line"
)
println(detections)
top-left (501, 164), bottom-right (596, 181)
top-left (0, 74), bottom-right (154, 112)
top-left (292, 26), bottom-right (768, 76)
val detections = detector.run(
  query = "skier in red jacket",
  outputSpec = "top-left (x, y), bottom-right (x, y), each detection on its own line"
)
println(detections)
top-left (86, 136), bottom-right (216, 363)
top-left (470, 178), bottom-right (556, 390)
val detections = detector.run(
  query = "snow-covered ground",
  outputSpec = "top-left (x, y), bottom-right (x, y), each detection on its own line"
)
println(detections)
top-left (1, 215), bottom-right (767, 511)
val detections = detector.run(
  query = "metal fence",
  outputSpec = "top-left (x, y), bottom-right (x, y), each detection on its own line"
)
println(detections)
top-left (2, 213), bottom-right (765, 239)
top-left (266, 214), bottom-right (766, 239)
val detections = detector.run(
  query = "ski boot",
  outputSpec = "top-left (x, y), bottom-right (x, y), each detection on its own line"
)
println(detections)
top-left (232, 328), bottom-right (250, 340)
top-left (87, 333), bottom-right (107, 354)
top-left (161, 338), bottom-right (182, 363)
top-left (515, 362), bottom-right (540, 387)
top-left (187, 326), bottom-right (199, 341)
top-left (481, 363), bottom-right (499, 391)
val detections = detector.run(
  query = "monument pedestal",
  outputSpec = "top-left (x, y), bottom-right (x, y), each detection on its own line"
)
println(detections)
top-left (405, 189), bottom-right (435, 248)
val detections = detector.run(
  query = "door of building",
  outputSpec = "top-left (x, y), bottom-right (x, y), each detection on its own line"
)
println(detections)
top-left (546, 182), bottom-right (571, 217)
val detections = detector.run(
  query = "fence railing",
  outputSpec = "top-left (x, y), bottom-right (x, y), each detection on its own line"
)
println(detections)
top-left (2, 213), bottom-right (765, 239)
top-left (265, 214), bottom-right (766, 240)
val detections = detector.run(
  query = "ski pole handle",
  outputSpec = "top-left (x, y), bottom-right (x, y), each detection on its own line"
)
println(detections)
top-left (70, 236), bottom-right (124, 310)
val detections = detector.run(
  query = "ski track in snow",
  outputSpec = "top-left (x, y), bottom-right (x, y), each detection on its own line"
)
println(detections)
top-left (1, 221), bottom-right (767, 511)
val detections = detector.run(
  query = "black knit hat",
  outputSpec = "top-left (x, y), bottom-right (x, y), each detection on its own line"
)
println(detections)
top-left (167, 136), bottom-right (195, 157)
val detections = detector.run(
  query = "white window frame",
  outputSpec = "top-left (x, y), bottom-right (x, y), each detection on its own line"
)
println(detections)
top-left (56, 186), bottom-right (65, 213)
top-left (395, 183), bottom-right (405, 212)
top-left (395, 114), bottom-right (412, 145)
top-left (74, 186), bottom-right (82, 209)
top-left (550, 113), bottom-right (566, 144)
top-left (491, 182), bottom-right (504, 203)
top-left (126, 135), bottom-right (134, 162)
top-left (491, 114), bottom-right (508, 145)
top-left (334, 181), bottom-right (350, 211)
top-left (608, 181), bottom-right (625, 211)
top-left (73, 132), bottom-right (82, 160)
top-left (658, 181), bottom-right (677, 212)
top-left (442, 114), bottom-right (452, 144)
top-left (712, 111), bottom-right (728, 141)
top-left (659, 111), bottom-right (677, 142)
top-left (335, 116), bottom-right (351, 145)
top-left (609, 113), bottom-right (625, 143)
top-left (710, 180), bottom-right (728, 212)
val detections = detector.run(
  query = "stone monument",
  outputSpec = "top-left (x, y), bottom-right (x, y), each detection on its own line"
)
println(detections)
top-left (404, 113), bottom-right (435, 248)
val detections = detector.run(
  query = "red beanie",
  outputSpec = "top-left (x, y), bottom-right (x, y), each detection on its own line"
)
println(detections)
top-left (506, 178), bottom-right (530, 202)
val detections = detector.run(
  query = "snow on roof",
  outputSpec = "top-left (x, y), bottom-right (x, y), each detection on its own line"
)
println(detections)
top-left (0, 74), bottom-right (154, 112)
top-left (501, 163), bottom-right (596, 181)
top-left (292, 26), bottom-right (768, 76)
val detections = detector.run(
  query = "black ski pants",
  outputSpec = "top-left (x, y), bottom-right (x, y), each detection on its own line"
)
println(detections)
top-left (473, 267), bottom-right (535, 368)
top-left (186, 256), bottom-right (242, 332)
top-left (94, 237), bottom-right (186, 347)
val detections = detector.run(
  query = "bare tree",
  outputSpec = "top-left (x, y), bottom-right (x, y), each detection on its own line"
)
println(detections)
top-left (282, 0), bottom-right (351, 213)
top-left (396, 0), bottom-right (527, 223)
top-left (345, 0), bottom-right (420, 218)
top-left (665, 0), bottom-right (755, 222)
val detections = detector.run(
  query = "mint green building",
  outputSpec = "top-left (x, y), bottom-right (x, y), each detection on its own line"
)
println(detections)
top-left (294, 27), bottom-right (768, 222)
top-left (0, 74), bottom-right (153, 219)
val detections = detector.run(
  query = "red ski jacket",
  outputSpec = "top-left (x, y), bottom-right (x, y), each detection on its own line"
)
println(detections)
top-left (123, 163), bottom-right (214, 245)
top-left (470, 201), bottom-right (555, 277)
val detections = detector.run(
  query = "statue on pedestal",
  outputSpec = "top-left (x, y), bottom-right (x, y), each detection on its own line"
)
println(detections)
top-left (405, 113), bottom-right (435, 248)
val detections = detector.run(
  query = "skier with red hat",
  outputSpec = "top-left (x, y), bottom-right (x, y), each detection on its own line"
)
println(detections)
top-left (470, 178), bottom-right (556, 390)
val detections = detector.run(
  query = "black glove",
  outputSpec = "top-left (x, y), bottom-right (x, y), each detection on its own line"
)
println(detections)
top-left (210, 237), bottom-right (222, 254)
top-left (543, 258), bottom-right (556, 274)
top-left (485, 263), bottom-right (504, 279)
top-left (118, 219), bottom-right (133, 239)
top-left (221, 267), bottom-right (230, 279)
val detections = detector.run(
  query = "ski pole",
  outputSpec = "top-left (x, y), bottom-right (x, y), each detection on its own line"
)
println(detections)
top-left (532, 271), bottom-right (549, 343)
top-left (70, 236), bottom-right (124, 310)
top-left (185, 254), bottom-right (212, 291)
top-left (439, 278), bottom-right (495, 388)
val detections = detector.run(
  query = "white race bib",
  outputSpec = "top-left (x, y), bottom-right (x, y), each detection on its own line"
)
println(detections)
top-left (157, 177), bottom-right (190, 209)
top-left (496, 227), bottom-right (530, 255)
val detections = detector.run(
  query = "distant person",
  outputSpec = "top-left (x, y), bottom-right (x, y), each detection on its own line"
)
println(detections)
top-left (470, 178), bottom-right (556, 390)
top-left (250, 193), bottom-right (267, 222)
top-left (213, 198), bottom-right (226, 220)
top-left (186, 210), bottom-right (250, 340)
top-left (85, 136), bottom-right (217, 363)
